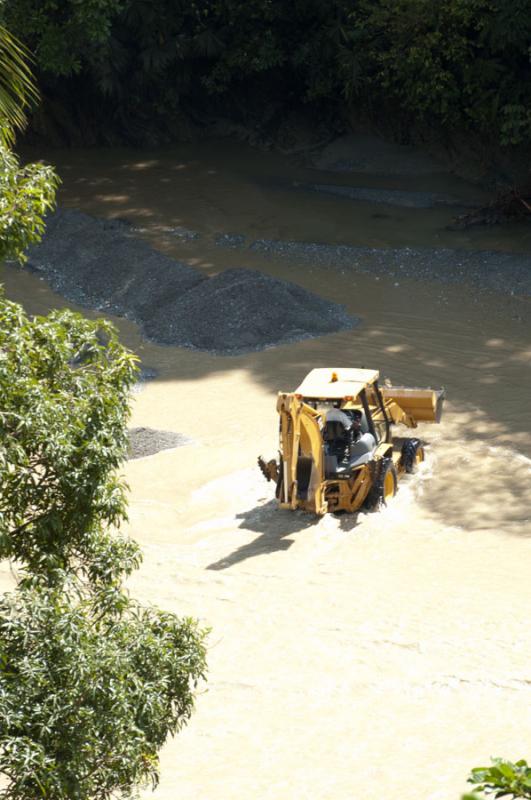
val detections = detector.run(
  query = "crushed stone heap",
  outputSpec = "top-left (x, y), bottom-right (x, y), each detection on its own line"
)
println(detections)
top-left (128, 428), bottom-right (193, 459)
top-left (26, 209), bottom-right (204, 317)
top-left (150, 268), bottom-right (357, 353)
top-left (26, 209), bottom-right (358, 354)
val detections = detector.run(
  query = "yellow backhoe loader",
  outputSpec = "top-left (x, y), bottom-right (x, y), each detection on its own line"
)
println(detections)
top-left (258, 368), bottom-right (444, 514)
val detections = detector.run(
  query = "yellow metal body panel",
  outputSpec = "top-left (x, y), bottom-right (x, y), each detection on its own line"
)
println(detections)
top-left (374, 442), bottom-right (393, 459)
top-left (322, 465), bottom-right (373, 513)
top-left (381, 399), bottom-right (417, 428)
top-left (265, 368), bottom-right (445, 515)
top-left (381, 386), bottom-right (445, 423)
top-left (277, 394), bottom-right (327, 514)
top-left (293, 367), bottom-right (379, 399)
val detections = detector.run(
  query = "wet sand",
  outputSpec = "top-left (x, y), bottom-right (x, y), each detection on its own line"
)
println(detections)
top-left (2, 138), bottom-right (531, 800)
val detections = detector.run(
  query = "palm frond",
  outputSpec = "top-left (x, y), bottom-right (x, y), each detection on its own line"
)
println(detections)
top-left (0, 24), bottom-right (39, 140)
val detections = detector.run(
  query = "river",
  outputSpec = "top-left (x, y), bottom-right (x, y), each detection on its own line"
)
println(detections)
top-left (1, 138), bottom-right (530, 800)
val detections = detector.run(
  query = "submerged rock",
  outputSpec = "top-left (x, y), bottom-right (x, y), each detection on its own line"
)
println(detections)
top-left (214, 232), bottom-right (247, 248)
top-left (131, 366), bottom-right (159, 394)
top-left (26, 209), bottom-right (358, 353)
top-left (313, 134), bottom-right (445, 175)
top-left (309, 183), bottom-right (473, 209)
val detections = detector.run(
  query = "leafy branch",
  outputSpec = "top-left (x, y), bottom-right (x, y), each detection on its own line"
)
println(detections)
top-left (464, 759), bottom-right (531, 799)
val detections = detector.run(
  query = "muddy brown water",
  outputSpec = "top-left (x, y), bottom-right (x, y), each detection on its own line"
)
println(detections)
top-left (1, 140), bottom-right (531, 800)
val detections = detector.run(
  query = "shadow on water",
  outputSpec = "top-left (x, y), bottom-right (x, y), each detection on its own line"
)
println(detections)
top-left (336, 511), bottom-right (363, 533)
top-left (205, 485), bottom-right (365, 569)
top-left (20, 139), bottom-right (531, 251)
top-left (415, 406), bottom-right (531, 536)
top-left (206, 501), bottom-right (317, 570)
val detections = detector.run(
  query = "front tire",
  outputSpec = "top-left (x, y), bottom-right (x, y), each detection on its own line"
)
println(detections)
top-left (401, 438), bottom-right (424, 474)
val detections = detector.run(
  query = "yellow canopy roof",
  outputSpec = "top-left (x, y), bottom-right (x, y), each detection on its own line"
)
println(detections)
top-left (294, 368), bottom-right (379, 399)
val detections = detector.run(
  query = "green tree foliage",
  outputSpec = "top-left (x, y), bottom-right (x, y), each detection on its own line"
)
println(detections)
top-left (0, 587), bottom-right (206, 800)
top-left (0, 302), bottom-right (139, 587)
top-left (0, 143), bottom-right (58, 263)
top-left (347, 0), bottom-right (531, 145)
top-left (0, 22), bottom-right (37, 140)
top-left (463, 758), bottom-right (531, 798)
top-left (1, 21), bottom-right (207, 797)
top-left (1, 0), bottom-right (123, 77)
top-left (3, 0), bottom-right (531, 146)
top-left (0, 21), bottom-right (58, 262)
top-left (0, 295), bottom-right (208, 798)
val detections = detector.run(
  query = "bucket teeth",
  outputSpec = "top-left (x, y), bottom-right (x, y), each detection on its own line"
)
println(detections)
top-left (258, 456), bottom-right (278, 482)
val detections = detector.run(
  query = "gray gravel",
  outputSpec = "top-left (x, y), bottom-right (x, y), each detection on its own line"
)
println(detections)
top-left (27, 209), bottom-right (205, 315)
top-left (245, 239), bottom-right (531, 297)
top-left (215, 232), bottom-right (248, 248)
top-left (151, 268), bottom-right (358, 353)
top-left (128, 427), bottom-right (193, 459)
top-left (26, 209), bottom-right (358, 353)
top-left (309, 184), bottom-right (474, 209)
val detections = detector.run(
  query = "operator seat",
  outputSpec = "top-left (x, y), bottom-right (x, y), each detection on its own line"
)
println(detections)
top-left (323, 409), bottom-right (376, 475)
top-left (347, 432), bottom-right (376, 468)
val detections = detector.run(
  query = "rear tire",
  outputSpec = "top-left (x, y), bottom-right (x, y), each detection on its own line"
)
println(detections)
top-left (296, 457), bottom-right (312, 500)
top-left (401, 438), bottom-right (424, 474)
top-left (365, 458), bottom-right (398, 511)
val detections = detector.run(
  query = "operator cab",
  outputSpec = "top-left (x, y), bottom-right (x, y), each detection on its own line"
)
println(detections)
top-left (323, 407), bottom-right (376, 477)
top-left (294, 369), bottom-right (393, 481)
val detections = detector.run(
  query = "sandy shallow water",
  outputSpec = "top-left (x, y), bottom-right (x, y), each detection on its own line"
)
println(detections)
top-left (2, 138), bottom-right (531, 799)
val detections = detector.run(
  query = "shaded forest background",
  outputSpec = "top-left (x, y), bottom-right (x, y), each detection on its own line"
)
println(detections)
top-left (2, 0), bottom-right (531, 168)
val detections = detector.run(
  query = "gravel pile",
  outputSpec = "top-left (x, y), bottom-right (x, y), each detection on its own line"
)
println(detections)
top-left (246, 239), bottom-right (531, 297)
top-left (27, 209), bottom-right (205, 314)
top-left (26, 209), bottom-right (357, 353)
top-left (151, 268), bottom-right (357, 353)
top-left (128, 427), bottom-right (193, 459)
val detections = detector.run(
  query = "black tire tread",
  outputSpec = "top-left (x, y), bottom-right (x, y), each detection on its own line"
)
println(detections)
top-left (364, 457), bottom-right (397, 511)
top-left (401, 438), bottom-right (423, 474)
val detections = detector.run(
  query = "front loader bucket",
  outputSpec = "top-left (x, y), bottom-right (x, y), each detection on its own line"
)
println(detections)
top-left (381, 386), bottom-right (445, 423)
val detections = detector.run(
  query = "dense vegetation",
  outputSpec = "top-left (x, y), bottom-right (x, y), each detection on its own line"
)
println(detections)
top-left (0, 138), bottom-right (57, 262)
top-left (0, 22), bottom-right (57, 261)
top-left (0, 300), bottom-right (207, 799)
top-left (2, 0), bottom-right (531, 148)
top-left (0, 24), bottom-right (207, 799)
